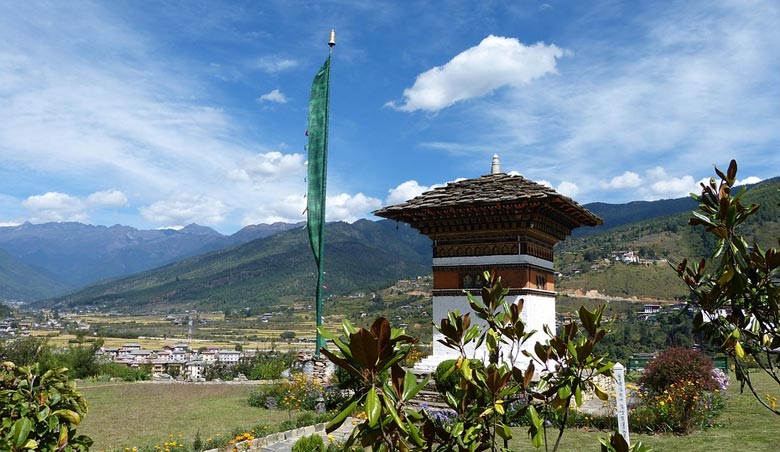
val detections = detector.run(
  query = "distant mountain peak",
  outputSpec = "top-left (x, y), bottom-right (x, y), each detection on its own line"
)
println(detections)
top-left (179, 224), bottom-right (223, 236)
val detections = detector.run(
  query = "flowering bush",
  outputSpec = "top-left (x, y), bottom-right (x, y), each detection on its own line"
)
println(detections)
top-left (711, 368), bottom-right (729, 391)
top-left (283, 372), bottom-right (324, 412)
top-left (630, 384), bottom-right (726, 434)
top-left (634, 348), bottom-right (725, 434)
top-left (249, 373), bottom-right (324, 413)
top-left (639, 347), bottom-right (718, 395)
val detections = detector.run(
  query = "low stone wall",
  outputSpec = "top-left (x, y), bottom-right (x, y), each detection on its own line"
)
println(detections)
top-left (202, 423), bottom-right (327, 452)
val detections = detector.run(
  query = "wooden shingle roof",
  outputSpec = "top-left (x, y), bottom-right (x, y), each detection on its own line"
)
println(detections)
top-left (374, 173), bottom-right (602, 228)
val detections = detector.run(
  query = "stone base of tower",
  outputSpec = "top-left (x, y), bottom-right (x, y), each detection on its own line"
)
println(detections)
top-left (413, 291), bottom-right (557, 373)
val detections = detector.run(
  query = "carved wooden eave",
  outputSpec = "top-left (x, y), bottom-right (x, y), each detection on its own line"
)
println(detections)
top-left (374, 173), bottom-right (602, 242)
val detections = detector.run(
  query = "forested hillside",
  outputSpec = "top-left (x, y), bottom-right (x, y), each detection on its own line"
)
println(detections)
top-left (556, 177), bottom-right (780, 298)
top-left (42, 220), bottom-right (431, 312)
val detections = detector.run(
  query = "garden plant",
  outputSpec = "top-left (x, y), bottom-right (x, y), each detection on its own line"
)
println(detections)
top-left (632, 347), bottom-right (725, 434)
top-left (320, 271), bottom-right (651, 452)
top-left (675, 159), bottom-right (780, 414)
top-left (0, 361), bottom-right (93, 452)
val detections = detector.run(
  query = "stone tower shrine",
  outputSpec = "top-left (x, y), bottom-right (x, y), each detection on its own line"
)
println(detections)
top-left (374, 155), bottom-right (602, 372)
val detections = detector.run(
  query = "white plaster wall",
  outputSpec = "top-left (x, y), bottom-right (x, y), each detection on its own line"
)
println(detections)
top-left (427, 292), bottom-right (556, 370)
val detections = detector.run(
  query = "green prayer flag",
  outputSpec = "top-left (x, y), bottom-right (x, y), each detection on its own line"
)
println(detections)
top-left (307, 55), bottom-right (331, 355)
top-left (307, 55), bottom-right (331, 266)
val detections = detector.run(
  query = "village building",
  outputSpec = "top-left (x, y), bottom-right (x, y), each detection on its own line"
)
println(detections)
top-left (216, 349), bottom-right (241, 364)
top-left (375, 155), bottom-right (602, 372)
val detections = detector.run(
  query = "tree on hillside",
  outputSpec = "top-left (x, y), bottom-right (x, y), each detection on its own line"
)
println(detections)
top-left (675, 159), bottom-right (780, 415)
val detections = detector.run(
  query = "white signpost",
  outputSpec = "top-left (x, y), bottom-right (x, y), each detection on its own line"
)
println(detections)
top-left (614, 362), bottom-right (630, 444)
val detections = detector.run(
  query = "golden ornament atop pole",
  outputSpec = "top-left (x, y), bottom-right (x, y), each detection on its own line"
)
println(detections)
top-left (328, 29), bottom-right (336, 48)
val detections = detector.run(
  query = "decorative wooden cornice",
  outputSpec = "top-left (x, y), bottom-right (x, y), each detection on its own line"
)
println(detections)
top-left (433, 263), bottom-right (553, 273)
top-left (433, 288), bottom-right (557, 297)
top-left (374, 173), bottom-right (602, 240)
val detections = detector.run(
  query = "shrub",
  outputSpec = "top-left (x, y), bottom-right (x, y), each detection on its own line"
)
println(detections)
top-left (432, 358), bottom-right (485, 397)
top-left (284, 372), bottom-right (324, 412)
top-left (292, 434), bottom-right (325, 452)
top-left (636, 348), bottom-right (724, 433)
top-left (323, 385), bottom-right (351, 410)
top-left (295, 411), bottom-right (317, 428)
top-left (631, 383), bottom-right (726, 434)
top-left (319, 273), bottom-right (637, 452)
top-left (279, 419), bottom-right (297, 432)
top-left (99, 362), bottom-right (150, 382)
top-left (432, 359), bottom-right (458, 395)
top-left (0, 362), bottom-right (93, 452)
top-left (639, 347), bottom-right (718, 395)
top-left (248, 382), bottom-right (289, 408)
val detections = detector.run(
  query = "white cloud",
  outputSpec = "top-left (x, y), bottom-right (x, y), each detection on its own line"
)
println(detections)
top-left (253, 56), bottom-right (299, 73)
top-left (22, 192), bottom-right (87, 222)
top-left (557, 181), bottom-right (579, 197)
top-left (326, 193), bottom-right (382, 223)
top-left (140, 194), bottom-right (228, 226)
top-left (240, 192), bottom-right (381, 225)
top-left (86, 189), bottom-right (128, 207)
top-left (248, 152), bottom-right (304, 175)
top-left (535, 179), bottom-right (553, 188)
top-left (641, 167), bottom-right (697, 199)
top-left (21, 189), bottom-right (130, 223)
top-left (386, 180), bottom-right (430, 205)
top-left (229, 152), bottom-right (305, 182)
top-left (390, 35), bottom-right (565, 112)
top-left (241, 194), bottom-right (306, 226)
top-left (736, 176), bottom-right (762, 186)
top-left (258, 89), bottom-right (288, 104)
top-left (600, 171), bottom-right (642, 189)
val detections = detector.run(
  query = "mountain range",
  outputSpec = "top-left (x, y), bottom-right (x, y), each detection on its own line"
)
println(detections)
top-left (39, 219), bottom-right (431, 312)
top-left (0, 221), bottom-right (300, 300)
top-left (4, 177), bottom-right (779, 309)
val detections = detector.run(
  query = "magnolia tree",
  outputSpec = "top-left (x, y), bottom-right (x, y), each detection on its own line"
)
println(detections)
top-left (0, 362), bottom-right (92, 452)
top-left (675, 159), bottom-right (780, 414)
top-left (320, 271), bottom-right (651, 452)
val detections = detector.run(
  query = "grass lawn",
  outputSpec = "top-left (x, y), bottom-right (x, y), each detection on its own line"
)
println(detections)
top-left (508, 370), bottom-right (777, 451)
top-left (78, 382), bottom-right (289, 451)
top-left (78, 371), bottom-right (778, 452)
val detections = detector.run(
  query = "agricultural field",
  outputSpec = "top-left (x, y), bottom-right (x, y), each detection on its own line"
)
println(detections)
top-left (25, 277), bottom-right (434, 350)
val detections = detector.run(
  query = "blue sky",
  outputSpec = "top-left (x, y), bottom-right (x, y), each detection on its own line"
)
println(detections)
top-left (0, 0), bottom-right (778, 234)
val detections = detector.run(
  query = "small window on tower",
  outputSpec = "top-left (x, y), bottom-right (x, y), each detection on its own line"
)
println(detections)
top-left (536, 275), bottom-right (545, 289)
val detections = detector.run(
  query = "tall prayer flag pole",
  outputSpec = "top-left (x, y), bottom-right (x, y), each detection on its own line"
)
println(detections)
top-left (307, 29), bottom-right (335, 356)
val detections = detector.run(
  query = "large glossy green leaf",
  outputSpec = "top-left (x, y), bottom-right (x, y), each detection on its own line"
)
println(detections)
top-left (528, 405), bottom-right (542, 448)
top-left (366, 388), bottom-right (380, 427)
top-left (11, 417), bottom-right (32, 449)
top-left (326, 398), bottom-right (359, 433)
top-left (53, 409), bottom-right (81, 425)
